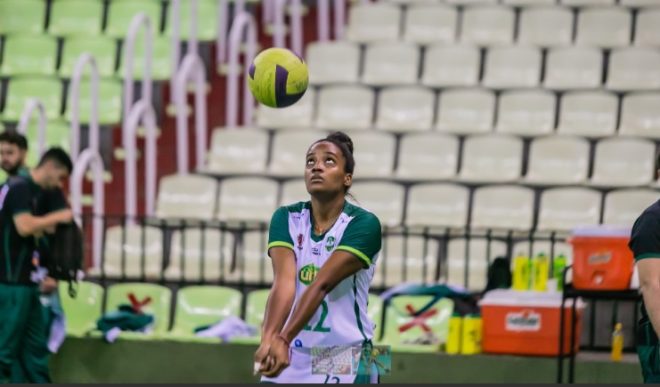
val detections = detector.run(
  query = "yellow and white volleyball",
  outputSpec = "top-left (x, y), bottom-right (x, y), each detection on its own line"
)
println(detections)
top-left (247, 47), bottom-right (309, 108)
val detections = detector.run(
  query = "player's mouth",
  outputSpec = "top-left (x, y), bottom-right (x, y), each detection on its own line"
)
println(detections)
top-left (310, 175), bottom-right (324, 183)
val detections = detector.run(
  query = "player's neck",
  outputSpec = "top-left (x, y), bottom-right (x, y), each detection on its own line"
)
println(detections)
top-left (310, 194), bottom-right (345, 225)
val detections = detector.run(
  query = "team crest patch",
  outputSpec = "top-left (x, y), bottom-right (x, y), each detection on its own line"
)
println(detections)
top-left (325, 236), bottom-right (336, 252)
top-left (299, 264), bottom-right (320, 285)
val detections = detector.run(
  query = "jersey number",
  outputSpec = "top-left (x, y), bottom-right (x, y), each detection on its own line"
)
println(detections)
top-left (303, 300), bottom-right (331, 332)
top-left (323, 375), bottom-right (340, 384)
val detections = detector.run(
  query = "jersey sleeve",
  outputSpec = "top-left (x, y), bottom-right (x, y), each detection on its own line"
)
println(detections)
top-left (5, 182), bottom-right (31, 216)
top-left (45, 189), bottom-right (68, 212)
top-left (336, 212), bottom-right (382, 268)
top-left (267, 206), bottom-right (294, 253)
top-left (630, 212), bottom-right (660, 260)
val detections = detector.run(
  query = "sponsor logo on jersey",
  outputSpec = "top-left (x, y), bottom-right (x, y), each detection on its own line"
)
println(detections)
top-left (312, 247), bottom-right (320, 256)
top-left (297, 234), bottom-right (303, 250)
top-left (325, 236), bottom-right (336, 252)
top-left (299, 263), bottom-right (320, 285)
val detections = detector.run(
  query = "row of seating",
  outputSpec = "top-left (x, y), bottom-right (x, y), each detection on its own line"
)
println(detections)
top-left (378, 0), bottom-right (659, 7)
top-left (347, 3), bottom-right (660, 47)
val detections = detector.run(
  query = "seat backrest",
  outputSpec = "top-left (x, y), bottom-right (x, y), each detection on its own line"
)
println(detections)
top-left (269, 130), bottom-right (325, 175)
top-left (376, 86), bottom-right (435, 131)
top-left (346, 3), bottom-right (401, 43)
top-left (245, 289), bottom-right (271, 329)
top-left (25, 120), bottom-right (71, 168)
top-left (382, 296), bottom-right (454, 347)
top-left (621, 0), bottom-right (660, 5)
top-left (591, 138), bottom-right (655, 186)
top-left (367, 293), bottom-right (384, 340)
top-left (557, 91), bottom-right (618, 137)
top-left (106, 283), bottom-right (172, 333)
top-left (619, 92), bottom-right (660, 138)
top-left (362, 43), bottom-right (420, 86)
top-left (106, 0), bottom-right (162, 38)
top-left (403, 4), bottom-right (457, 44)
top-left (635, 8), bottom-right (660, 46)
top-left (280, 179), bottom-right (309, 205)
top-left (603, 189), bottom-right (659, 227)
top-left (156, 174), bottom-right (218, 220)
top-left (447, 238), bottom-right (507, 291)
top-left (166, 228), bottom-right (234, 282)
top-left (49, 0), bottom-right (104, 36)
top-left (576, 6), bottom-right (631, 48)
top-left (436, 88), bottom-right (495, 134)
top-left (459, 134), bottom-right (523, 182)
top-left (165, 0), bottom-right (218, 41)
top-left (102, 225), bottom-right (164, 278)
top-left (0, 35), bottom-right (57, 77)
top-left (563, 0), bottom-right (615, 4)
top-left (347, 131), bottom-right (396, 178)
top-left (58, 281), bottom-right (104, 336)
top-left (483, 46), bottom-right (542, 89)
top-left (3, 77), bottom-right (63, 121)
top-left (65, 78), bottom-right (122, 125)
top-left (60, 36), bottom-right (117, 78)
top-left (216, 177), bottom-right (279, 223)
top-left (607, 48), bottom-right (660, 91)
top-left (525, 135), bottom-right (590, 184)
top-left (0, 0), bottom-right (45, 34)
top-left (375, 236), bottom-right (441, 287)
top-left (537, 187), bottom-right (602, 231)
top-left (461, 5), bottom-right (515, 46)
top-left (206, 128), bottom-right (268, 174)
top-left (228, 230), bottom-right (273, 284)
top-left (496, 89), bottom-right (556, 136)
top-left (316, 85), bottom-right (375, 130)
top-left (349, 182), bottom-right (405, 227)
top-left (172, 286), bottom-right (243, 335)
top-left (471, 185), bottom-right (535, 230)
top-left (306, 42), bottom-right (360, 85)
top-left (518, 6), bottom-right (573, 47)
top-left (544, 47), bottom-right (603, 90)
top-left (406, 183), bottom-right (469, 228)
top-left (422, 44), bottom-right (480, 88)
top-left (118, 34), bottom-right (173, 81)
top-left (396, 133), bottom-right (459, 180)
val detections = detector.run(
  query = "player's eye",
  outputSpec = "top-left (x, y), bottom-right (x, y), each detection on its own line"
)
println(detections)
top-left (306, 158), bottom-right (315, 166)
top-left (325, 158), bottom-right (336, 165)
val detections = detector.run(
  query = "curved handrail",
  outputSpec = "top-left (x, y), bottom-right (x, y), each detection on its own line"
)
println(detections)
top-left (170, 0), bottom-right (199, 107)
top-left (174, 54), bottom-right (207, 174)
top-left (122, 13), bottom-right (153, 127)
top-left (69, 53), bottom-right (100, 161)
top-left (216, 0), bottom-right (247, 71)
top-left (333, 0), bottom-right (346, 39)
top-left (16, 98), bottom-right (47, 157)
top-left (273, 0), bottom-right (303, 55)
top-left (225, 12), bottom-right (257, 128)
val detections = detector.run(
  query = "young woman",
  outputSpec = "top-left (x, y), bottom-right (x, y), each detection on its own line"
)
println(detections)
top-left (255, 132), bottom-right (382, 383)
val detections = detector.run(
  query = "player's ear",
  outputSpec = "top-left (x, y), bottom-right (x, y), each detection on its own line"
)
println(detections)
top-left (344, 173), bottom-right (352, 188)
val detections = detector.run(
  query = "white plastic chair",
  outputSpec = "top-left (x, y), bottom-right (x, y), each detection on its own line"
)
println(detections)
top-left (460, 5), bottom-right (515, 46)
top-left (483, 46), bottom-right (542, 89)
top-left (557, 91), bottom-right (618, 138)
top-left (349, 181), bottom-right (405, 227)
top-left (216, 177), bottom-right (279, 223)
top-left (346, 3), bottom-right (401, 43)
top-left (458, 134), bottom-right (523, 183)
top-left (544, 47), bottom-right (603, 90)
top-left (405, 183), bottom-right (469, 228)
top-left (257, 88), bottom-right (316, 129)
top-left (518, 6), bottom-right (574, 47)
top-left (537, 187), bottom-right (602, 232)
top-left (603, 189), bottom-right (659, 227)
top-left (619, 92), bottom-right (660, 139)
top-left (376, 86), bottom-right (435, 132)
top-left (205, 129), bottom-right (268, 174)
top-left (575, 6), bottom-right (632, 48)
top-left (524, 136), bottom-right (590, 185)
top-left (362, 42), bottom-right (420, 86)
top-left (422, 44), bottom-right (480, 88)
top-left (435, 88), bottom-right (495, 134)
top-left (315, 85), bottom-right (375, 130)
top-left (496, 89), bottom-right (556, 137)
top-left (155, 174), bottom-right (218, 221)
top-left (471, 185), bottom-right (535, 231)
top-left (306, 42), bottom-right (360, 85)
top-left (607, 48), bottom-right (660, 91)
top-left (395, 133), bottom-right (459, 180)
top-left (590, 138), bottom-right (656, 187)
top-left (403, 4), bottom-right (458, 45)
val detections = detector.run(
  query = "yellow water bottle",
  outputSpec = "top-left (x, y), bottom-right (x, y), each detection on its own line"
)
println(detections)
top-left (532, 252), bottom-right (549, 291)
top-left (446, 313), bottom-right (462, 355)
top-left (611, 323), bottom-right (624, 362)
top-left (461, 314), bottom-right (482, 355)
top-left (512, 252), bottom-right (531, 291)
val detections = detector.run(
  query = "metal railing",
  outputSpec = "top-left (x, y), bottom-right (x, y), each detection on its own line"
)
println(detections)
top-left (16, 99), bottom-right (47, 157)
top-left (225, 12), bottom-right (257, 128)
top-left (273, 0), bottom-right (303, 55)
top-left (122, 13), bottom-right (154, 126)
top-left (68, 53), bottom-right (101, 161)
top-left (317, 0), bottom-right (346, 41)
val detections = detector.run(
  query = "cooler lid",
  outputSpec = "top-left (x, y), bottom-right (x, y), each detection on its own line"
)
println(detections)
top-left (570, 225), bottom-right (631, 238)
top-left (479, 289), bottom-right (585, 308)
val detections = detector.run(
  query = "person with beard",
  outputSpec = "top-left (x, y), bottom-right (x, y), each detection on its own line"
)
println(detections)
top-left (0, 131), bottom-right (29, 176)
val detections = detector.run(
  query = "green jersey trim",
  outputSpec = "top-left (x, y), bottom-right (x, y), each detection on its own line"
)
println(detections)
top-left (336, 245), bottom-right (371, 268)
top-left (636, 253), bottom-right (660, 261)
top-left (353, 276), bottom-right (368, 341)
top-left (268, 241), bottom-right (294, 251)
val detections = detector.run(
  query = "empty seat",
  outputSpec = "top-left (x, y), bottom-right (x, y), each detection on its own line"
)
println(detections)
top-left (375, 236), bottom-right (441, 287)
top-left (447, 0), bottom-right (498, 4)
top-left (24, 120), bottom-right (71, 168)
top-left (205, 128), bottom-right (268, 174)
top-left (376, 87), bottom-right (435, 132)
top-left (544, 47), bottom-right (603, 90)
top-left (461, 5), bottom-right (515, 46)
top-left (216, 177), bottom-right (278, 224)
top-left (447, 238), bottom-right (507, 291)
top-left (538, 188), bottom-right (602, 232)
top-left (1, 77), bottom-right (63, 122)
top-left (59, 36), bottom-right (117, 78)
top-left (280, 179), bottom-right (309, 205)
top-left (117, 34), bottom-right (173, 81)
top-left (405, 183), bottom-right (469, 228)
top-left (435, 88), bottom-right (495, 134)
top-left (105, 283), bottom-right (171, 334)
top-left (65, 79), bottom-right (123, 125)
top-left (58, 281), bottom-right (103, 336)
top-left (603, 189), bottom-right (659, 226)
top-left (403, 4), bottom-right (457, 45)
top-left (315, 86), bottom-right (374, 130)
top-left (349, 182), bottom-right (405, 227)
top-left (621, 0), bottom-right (660, 6)
top-left (165, 228), bottom-right (235, 282)
top-left (635, 8), bottom-right (660, 46)
top-left (0, 0), bottom-right (45, 34)
top-left (607, 48), bottom-right (660, 91)
top-left (458, 134), bottom-right (523, 183)
top-left (0, 35), bottom-right (57, 77)
top-left (483, 46), bottom-right (542, 89)
top-left (576, 7), bottom-right (631, 48)
top-left (471, 185), bottom-right (535, 231)
top-left (269, 130), bottom-right (325, 176)
top-left (257, 88), bottom-right (315, 129)
top-left (244, 289), bottom-right (270, 338)
top-left (395, 133), bottom-right (459, 180)
top-left (49, 0), bottom-right (104, 36)
top-left (99, 225), bottom-right (164, 279)
top-left (170, 286), bottom-right (242, 338)
top-left (347, 131), bottom-right (396, 178)
top-left (106, 0), bottom-right (162, 38)
top-left (422, 44), bottom-right (480, 88)
top-left (557, 91), bottom-right (618, 137)
top-left (165, 0), bottom-right (218, 41)
top-left (562, 0), bottom-right (615, 5)
top-left (525, 136), bottom-right (590, 185)
top-left (362, 43), bottom-right (420, 86)
top-left (496, 89), bottom-right (556, 136)
top-left (346, 3), bottom-right (401, 43)
top-left (155, 174), bottom-right (218, 221)
top-left (505, 0), bottom-right (556, 5)
top-left (619, 93), bottom-right (660, 139)
top-left (590, 138), bottom-right (655, 187)
top-left (226, 230), bottom-right (273, 284)
top-left (306, 42), bottom-right (360, 85)
top-left (519, 6), bottom-right (574, 47)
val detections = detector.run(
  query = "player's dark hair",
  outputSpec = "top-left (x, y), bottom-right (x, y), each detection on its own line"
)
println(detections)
top-left (312, 131), bottom-right (355, 194)
top-left (0, 131), bottom-right (28, 150)
top-left (38, 147), bottom-right (73, 174)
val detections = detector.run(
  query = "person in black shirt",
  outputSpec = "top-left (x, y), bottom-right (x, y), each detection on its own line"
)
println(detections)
top-left (0, 147), bottom-right (73, 383)
top-left (0, 131), bottom-right (28, 176)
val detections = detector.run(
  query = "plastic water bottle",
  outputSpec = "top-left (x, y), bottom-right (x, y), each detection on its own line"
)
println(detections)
top-left (532, 252), bottom-right (549, 291)
top-left (512, 253), bottom-right (531, 291)
top-left (553, 254), bottom-right (568, 291)
top-left (446, 313), bottom-right (462, 355)
top-left (611, 322), bottom-right (624, 362)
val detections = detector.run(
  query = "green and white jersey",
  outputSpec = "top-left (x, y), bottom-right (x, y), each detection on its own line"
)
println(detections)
top-left (267, 201), bottom-right (382, 349)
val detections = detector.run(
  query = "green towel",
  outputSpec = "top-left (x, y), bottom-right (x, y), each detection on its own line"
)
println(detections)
top-left (96, 304), bottom-right (154, 335)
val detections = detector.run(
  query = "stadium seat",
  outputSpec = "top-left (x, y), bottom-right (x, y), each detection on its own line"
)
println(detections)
top-left (607, 48), bottom-right (660, 91)
top-left (169, 286), bottom-right (243, 339)
top-left (562, 0), bottom-right (616, 5)
top-left (269, 130), bottom-right (325, 176)
top-left (483, 46), bottom-right (542, 89)
top-left (362, 43), bottom-right (420, 86)
top-left (376, 86), bottom-right (435, 132)
top-left (405, 183), bottom-right (469, 229)
top-left (544, 47), bottom-right (603, 90)
top-left (225, 230), bottom-right (272, 284)
top-left (495, 89), bottom-right (556, 137)
top-left (368, 294), bottom-right (384, 342)
top-left (346, 3), bottom-right (401, 43)
top-left (512, 241), bottom-right (573, 265)
top-left (619, 93), bottom-right (660, 139)
top-left (621, 0), bottom-right (660, 6)
top-left (0, 0), bottom-right (45, 34)
top-left (306, 42), bottom-right (360, 85)
top-left (590, 138), bottom-right (656, 187)
top-left (49, 0), bottom-right (104, 36)
top-left (24, 120), bottom-right (71, 168)
top-left (524, 136), bottom-right (590, 185)
top-left (155, 174), bottom-right (218, 221)
top-left (105, 283), bottom-right (172, 335)
top-left (165, 228), bottom-right (234, 282)
top-left (435, 88), bottom-right (495, 134)
top-left (98, 225), bottom-right (165, 279)
top-left (65, 79), bottom-right (122, 125)
top-left (349, 181), bottom-right (405, 227)
top-left (447, 238), bottom-right (507, 291)
top-left (105, 0), bottom-right (162, 38)
top-left (1, 77), bottom-right (63, 121)
top-left (257, 88), bottom-right (315, 130)
top-left (471, 185), bottom-right (535, 231)
top-left (447, 0), bottom-right (498, 4)
top-left (557, 91), bottom-right (618, 137)
top-left (315, 85), bottom-right (374, 130)
top-left (395, 133), bottom-right (459, 181)
top-left (635, 8), bottom-right (660, 46)
top-left (460, 5), bottom-right (515, 46)
top-left (374, 236), bottom-right (441, 288)
top-left (59, 36), bottom-right (117, 78)
top-left (403, 4), bottom-right (457, 45)
top-left (576, 6), bottom-right (631, 48)
top-left (537, 187), bottom-right (602, 232)
top-left (216, 177), bottom-right (279, 224)
top-left (205, 128), bottom-right (268, 174)
top-left (603, 189), bottom-right (659, 226)
top-left (383, 0), bottom-right (443, 4)
top-left (280, 179), bottom-right (309, 205)
top-left (244, 289), bottom-right (269, 331)
top-left (117, 35), bottom-right (173, 81)
top-left (422, 44), bottom-right (480, 88)
top-left (0, 35), bottom-right (58, 77)
top-left (165, 0), bottom-right (218, 41)
top-left (504, 0), bottom-right (555, 4)
top-left (346, 131), bottom-right (396, 178)
top-left (58, 281), bottom-right (104, 336)
top-left (518, 6), bottom-right (574, 47)
top-left (458, 134), bottom-right (523, 183)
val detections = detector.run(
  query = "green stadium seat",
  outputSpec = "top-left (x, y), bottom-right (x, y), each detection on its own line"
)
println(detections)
top-left (169, 285), bottom-right (243, 342)
top-left (24, 119), bottom-right (70, 168)
top-left (105, 0), bottom-right (162, 38)
top-left (165, 0), bottom-right (219, 41)
top-left (105, 283), bottom-right (172, 337)
top-left (230, 288), bottom-right (268, 344)
top-left (58, 281), bottom-right (104, 337)
top-left (48, 0), bottom-right (104, 36)
top-left (0, 35), bottom-right (58, 77)
top-left (368, 293), bottom-right (384, 342)
top-left (65, 79), bottom-right (122, 125)
top-left (1, 77), bottom-right (63, 122)
top-left (59, 36), bottom-right (117, 78)
top-left (117, 35), bottom-right (173, 81)
top-left (0, 0), bottom-right (46, 34)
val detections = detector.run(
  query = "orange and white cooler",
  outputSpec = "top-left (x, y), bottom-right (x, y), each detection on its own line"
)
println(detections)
top-left (479, 290), bottom-right (585, 357)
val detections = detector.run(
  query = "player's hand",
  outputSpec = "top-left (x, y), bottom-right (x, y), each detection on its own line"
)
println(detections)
top-left (40, 276), bottom-right (58, 294)
top-left (261, 335), bottom-right (290, 377)
top-left (254, 340), bottom-right (272, 375)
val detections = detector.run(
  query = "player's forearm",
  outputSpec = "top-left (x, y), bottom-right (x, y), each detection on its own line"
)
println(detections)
top-left (641, 283), bottom-right (660, 337)
top-left (261, 280), bottom-right (296, 342)
top-left (15, 212), bottom-right (67, 237)
top-left (280, 282), bottom-right (326, 343)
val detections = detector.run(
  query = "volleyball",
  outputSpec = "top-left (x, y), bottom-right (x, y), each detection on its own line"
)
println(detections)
top-left (248, 47), bottom-right (309, 108)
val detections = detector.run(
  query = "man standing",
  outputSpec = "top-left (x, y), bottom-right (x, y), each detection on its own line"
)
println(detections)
top-left (0, 131), bottom-right (29, 176)
top-left (0, 147), bottom-right (73, 383)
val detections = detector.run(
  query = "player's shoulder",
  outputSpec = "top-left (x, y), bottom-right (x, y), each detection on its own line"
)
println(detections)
top-left (633, 200), bottom-right (660, 228)
top-left (343, 201), bottom-right (381, 228)
top-left (279, 201), bottom-right (310, 215)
